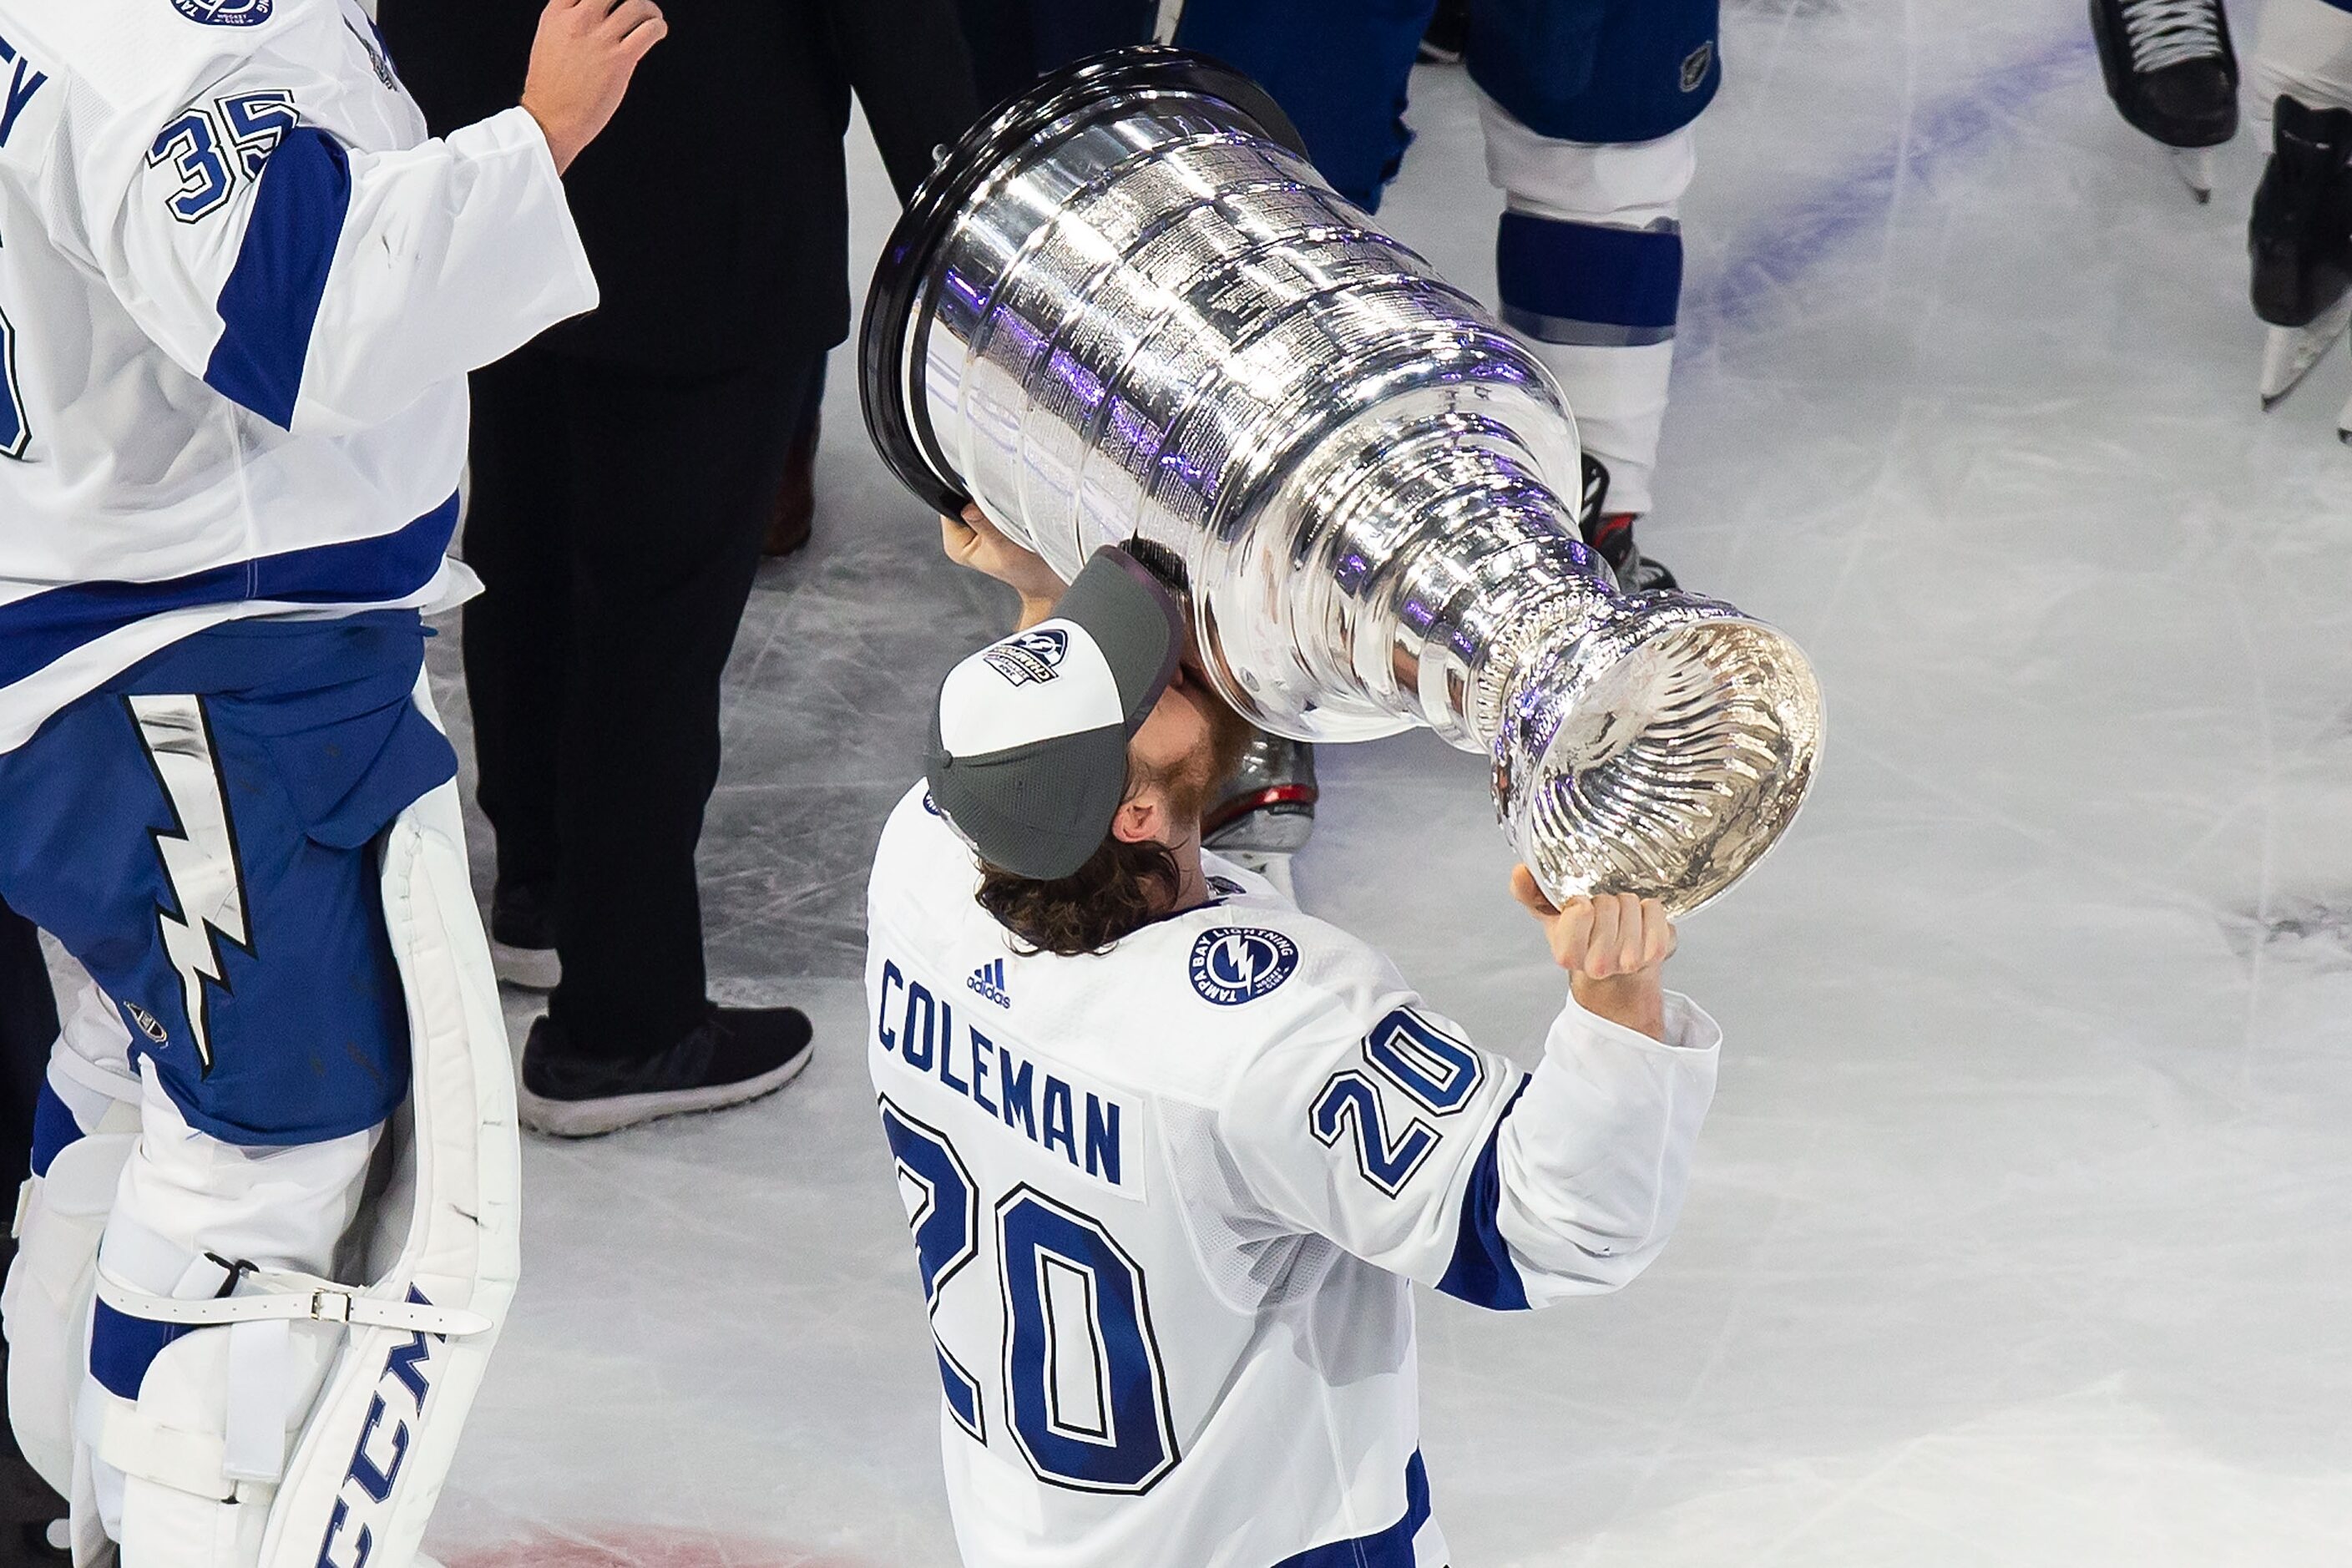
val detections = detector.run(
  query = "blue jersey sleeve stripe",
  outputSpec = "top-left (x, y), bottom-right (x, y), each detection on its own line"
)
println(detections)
top-left (0, 491), bottom-right (458, 691)
top-left (1437, 1075), bottom-right (1535, 1312)
top-left (1495, 211), bottom-right (1683, 336)
top-left (90, 1299), bottom-right (189, 1402)
top-left (203, 126), bottom-right (352, 428)
top-left (1271, 1451), bottom-right (1433, 1567)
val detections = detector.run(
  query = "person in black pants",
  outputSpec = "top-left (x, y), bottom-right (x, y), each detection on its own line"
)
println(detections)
top-left (0, 898), bottom-right (51, 1195)
top-left (952, 0), bottom-right (1158, 106)
top-left (378, 0), bottom-right (980, 1137)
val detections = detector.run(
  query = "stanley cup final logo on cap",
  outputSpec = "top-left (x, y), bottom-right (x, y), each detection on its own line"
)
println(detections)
top-left (982, 628), bottom-right (1070, 687)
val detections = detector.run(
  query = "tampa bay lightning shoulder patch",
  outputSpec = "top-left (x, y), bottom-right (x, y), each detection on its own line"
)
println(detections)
top-left (172, 0), bottom-right (274, 27)
top-left (1189, 927), bottom-right (1299, 1006)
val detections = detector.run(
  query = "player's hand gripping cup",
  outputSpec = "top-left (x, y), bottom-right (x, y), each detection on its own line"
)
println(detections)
top-left (862, 48), bottom-right (1823, 915)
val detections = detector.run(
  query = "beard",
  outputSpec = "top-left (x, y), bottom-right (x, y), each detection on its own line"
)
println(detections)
top-left (1157, 684), bottom-right (1259, 829)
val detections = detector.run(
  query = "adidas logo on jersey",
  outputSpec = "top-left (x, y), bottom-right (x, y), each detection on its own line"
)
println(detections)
top-left (967, 958), bottom-right (1011, 1008)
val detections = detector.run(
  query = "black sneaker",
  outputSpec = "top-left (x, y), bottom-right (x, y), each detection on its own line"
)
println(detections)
top-left (518, 1005), bottom-right (814, 1138)
top-left (488, 880), bottom-right (560, 992)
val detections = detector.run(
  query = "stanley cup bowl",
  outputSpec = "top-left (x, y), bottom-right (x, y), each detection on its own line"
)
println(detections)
top-left (861, 48), bottom-right (1823, 915)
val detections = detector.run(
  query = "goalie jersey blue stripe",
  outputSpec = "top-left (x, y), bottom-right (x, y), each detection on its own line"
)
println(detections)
top-left (0, 491), bottom-right (458, 692)
top-left (204, 125), bottom-right (352, 427)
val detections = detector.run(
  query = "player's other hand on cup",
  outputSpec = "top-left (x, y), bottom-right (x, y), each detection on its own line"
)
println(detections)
top-left (1510, 867), bottom-right (1673, 1042)
top-left (942, 503), bottom-right (1065, 625)
top-left (522, 0), bottom-right (669, 176)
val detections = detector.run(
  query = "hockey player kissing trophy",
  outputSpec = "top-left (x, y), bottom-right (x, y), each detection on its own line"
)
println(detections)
top-left (0, 2), bottom-right (661, 1565)
top-left (859, 50), bottom-right (1822, 1565)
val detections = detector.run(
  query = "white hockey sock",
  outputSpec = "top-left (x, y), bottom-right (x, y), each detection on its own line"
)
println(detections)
top-left (1526, 339), bottom-right (1676, 520)
top-left (1480, 99), bottom-right (1696, 522)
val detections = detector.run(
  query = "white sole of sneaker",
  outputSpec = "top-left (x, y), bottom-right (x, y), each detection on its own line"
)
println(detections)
top-left (492, 940), bottom-right (561, 992)
top-left (516, 1041), bottom-right (814, 1139)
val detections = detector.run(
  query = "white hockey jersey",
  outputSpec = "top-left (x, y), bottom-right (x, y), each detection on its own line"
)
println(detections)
top-left (864, 782), bottom-right (1722, 1568)
top-left (0, 0), bottom-right (597, 752)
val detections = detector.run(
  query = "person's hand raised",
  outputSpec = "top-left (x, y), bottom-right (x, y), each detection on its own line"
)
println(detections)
top-left (942, 503), bottom-right (1065, 625)
top-left (1510, 868), bottom-right (1674, 1042)
top-left (521, 0), bottom-right (669, 176)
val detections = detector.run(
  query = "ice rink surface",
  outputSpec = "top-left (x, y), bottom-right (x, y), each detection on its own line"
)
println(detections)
top-left (418, 2), bottom-right (2352, 1562)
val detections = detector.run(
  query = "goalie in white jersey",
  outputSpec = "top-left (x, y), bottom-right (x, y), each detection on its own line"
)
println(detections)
top-left (865, 509), bottom-right (1724, 1568)
top-left (0, 3), bottom-right (661, 1566)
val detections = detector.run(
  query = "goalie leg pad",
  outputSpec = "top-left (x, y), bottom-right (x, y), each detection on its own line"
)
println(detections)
top-left (1483, 99), bottom-right (1696, 518)
top-left (82, 1078), bottom-right (377, 1565)
top-left (87, 778), bottom-right (517, 1568)
top-left (255, 773), bottom-right (520, 1568)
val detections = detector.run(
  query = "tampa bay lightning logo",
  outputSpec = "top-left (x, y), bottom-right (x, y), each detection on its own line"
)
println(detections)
top-left (1680, 41), bottom-right (1714, 93)
top-left (1188, 927), bottom-right (1298, 1006)
top-left (172, 0), bottom-right (274, 26)
top-left (982, 628), bottom-right (1069, 687)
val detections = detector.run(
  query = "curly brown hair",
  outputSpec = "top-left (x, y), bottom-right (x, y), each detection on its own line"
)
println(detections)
top-left (976, 833), bottom-right (1185, 957)
top-left (974, 681), bottom-right (1253, 956)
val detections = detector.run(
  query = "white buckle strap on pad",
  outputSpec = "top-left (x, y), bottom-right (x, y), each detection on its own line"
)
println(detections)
top-left (94, 1268), bottom-right (493, 1338)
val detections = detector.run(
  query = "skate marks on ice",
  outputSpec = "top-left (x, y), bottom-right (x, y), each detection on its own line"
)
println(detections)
top-left (1382, 10), bottom-right (2352, 1565)
top-left (2225, 899), bottom-right (2352, 967)
top-left (1680, 28), bottom-right (2102, 353)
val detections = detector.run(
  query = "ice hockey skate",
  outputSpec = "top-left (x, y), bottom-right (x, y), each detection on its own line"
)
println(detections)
top-left (1202, 734), bottom-right (1318, 903)
top-left (1576, 455), bottom-right (1681, 593)
top-left (2251, 94), bottom-right (2352, 406)
top-left (2092, 0), bottom-right (2240, 200)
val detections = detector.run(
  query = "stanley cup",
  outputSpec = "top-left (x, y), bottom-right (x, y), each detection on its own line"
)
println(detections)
top-left (861, 48), bottom-right (1823, 914)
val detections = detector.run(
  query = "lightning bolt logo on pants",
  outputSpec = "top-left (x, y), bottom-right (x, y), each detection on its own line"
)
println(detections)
top-left (129, 695), bottom-right (250, 1073)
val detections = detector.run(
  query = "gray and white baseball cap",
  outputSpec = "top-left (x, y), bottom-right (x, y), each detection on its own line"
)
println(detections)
top-left (927, 547), bottom-right (1187, 881)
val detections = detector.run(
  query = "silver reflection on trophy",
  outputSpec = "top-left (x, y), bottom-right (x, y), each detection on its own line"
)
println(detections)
top-left (861, 48), bottom-right (1823, 915)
